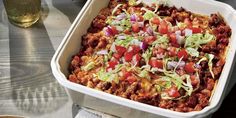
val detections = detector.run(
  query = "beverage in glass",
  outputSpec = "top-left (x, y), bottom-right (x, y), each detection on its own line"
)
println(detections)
top-left (3, 0), bottom-right (41, 28)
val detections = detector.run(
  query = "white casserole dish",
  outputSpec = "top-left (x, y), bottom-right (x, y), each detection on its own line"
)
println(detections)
top-left (51, 0), bottom-right (236, 117)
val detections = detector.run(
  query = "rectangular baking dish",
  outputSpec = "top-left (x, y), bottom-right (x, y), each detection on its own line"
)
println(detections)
top-left (51, 0), bottom-right (236, 117)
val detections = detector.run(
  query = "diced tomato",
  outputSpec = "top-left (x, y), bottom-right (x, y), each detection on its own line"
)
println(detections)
top-left (138, 15), bottom-right (144, 22)
top-left (132, 54), bottom-right (142, 65)
top-left (167, 47), bottom-right (177, 57)
top-left (130, 45), bottom-right (141, 54)
top-left (115, 45), bottom-right (127, 55)
top-left (106, 26), bottom-right (119, 36)
top-left (167, 87), bottom-right (180, 98)
top-left (113, 53), bottom-right (122, 59)
top-left (184, 62), bottom-right (196, 73)
top-left (177, 49), bottom-right (188, 60)
top-left (126, 76), bottom-right (137, 84)
top-left (169, 33), bottom-right (176, 42)
top-left (132, 22), bottom-right (140, 33)
top-left (151, 17), bottom-right (160, 25)
top-left (142, 26), bottom-right (147, 32)
top-left (112, 26), bottom-right (119, 34)
top-left (135, 54), bottom-right (142, 62)
top-left (190, 27), bottom-right (202, 34)
top-left (123, 71), bottom-right (132, 78)
top-left (108, 60), bottom-right (119, 70)
top-left (149, 59), bottom-right (163, 69)
top-left (153, 47), bottom-right (165, 55)
top-left (124, 29), bottom-right (131, 35)
top-left (184, 18), bottom-right (192, 28)
top-left (158, 20), bottom-right (169, 34)
top-left (124, 52), bottom-right (134, 62)
top-left (144, 36), bottom-right (156, 45)
top-left (169, 33), bottom-right (180, 47)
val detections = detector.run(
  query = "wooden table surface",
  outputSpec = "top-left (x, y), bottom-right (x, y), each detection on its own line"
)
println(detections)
top-left (0, 0), bottom-right (235, 118)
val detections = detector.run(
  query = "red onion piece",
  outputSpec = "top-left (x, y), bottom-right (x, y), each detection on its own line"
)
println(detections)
top-left (146, 26), bottom-right (154, 36)
top-left (138, 22), bottom-right (144, 28)
top-left (167, 61), bottom-right (178, 70)
top-left (167, 61), bottom-right (185, 70)
top-left (131, 39), bottom-right (142, 46)
top-left (184, 28), bottom-right (193, 36)
top-left (195, 64), bottom-right (201, 69)
top-left (176, 34), bottom-right (185, 45)
top-left (130, 14), bottom-right (138, 22)
top-left (117, 35), bottom-right (126, 40)
top-left (140, 42), bottom-right (148, 50)
top-left (178, 61), bottom-right (186, 67)
top-left (97, 50), bottom-right (108, 55)
top-left (104, 26), bottom-right (113, 36)
top-left (175, 30), bottom-right (181, 35)
top-left (116, 13), bottom-right (126, 20)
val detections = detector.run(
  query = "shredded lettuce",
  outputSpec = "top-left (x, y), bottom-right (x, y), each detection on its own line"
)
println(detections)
top-left (97, 68), bottom-right (110, 81)
top-left (155, 60), bottom-right (194, 98)
top-left (106, 16), bottom-right (113, 25)
top-left (143, 11), bottom-right (156, 20)
top-left (197, 56), bottom-right (207, 65)
top-left (128, 0), bottom-right (137, 6)
top-left (150, 67), bottom-right (164, 73)
top-left (186, 47), bottom-right (199, 57)
top-left (177, 22), bottom-right (187, 29)
top-left (142, 48), bottom-right (152, 63)
top-left (138, 70), bottom-right (151, 80)
top-left (184, 34), bottom-right (203, 48)
top-left (173, 56), bottom-right (183, 72)
top-left (206, 53), bottom-right (215, 78)
top-left (81, 62), bottom-right (95, 71)
top-left (155, 85), bottom-right (162, 92)
top-left (141, 7), bottom-right (158, 20)
top-left (152, 35), bottom-right (169, 47)
top-left (115, 36), bottom-right (133, 47)
top-left (97, 69), bottom-right (119, 84)
top-left (96, 64), bottom-right (123, 84)
top-left (197, 53), bottom-right (215, 78)
top-left (164, 72), bottom-right (183, 90)
top-left (155, 72), bottom-right (193, 100)
top-left (184, 33), bottom-right (215, 49)
top-left (159, 76), bottom-right (173, 89)
top-left (201, 33), bottom-right (215, 45)
top-left (120, 19), bottom-right (132, 28)
top-left (104, 54), bottom-right (109, 63)
top-left (181, 74), bottom-right (193, 96)
top-left (112, 4), bottom-right (123, 15)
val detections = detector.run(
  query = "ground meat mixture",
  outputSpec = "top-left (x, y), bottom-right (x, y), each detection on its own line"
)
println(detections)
top-left (68, 0), bottom-right (231, 112)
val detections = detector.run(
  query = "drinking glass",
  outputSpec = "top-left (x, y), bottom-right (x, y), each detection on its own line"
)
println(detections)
top-left (3, 0), bottom-right (41, 28)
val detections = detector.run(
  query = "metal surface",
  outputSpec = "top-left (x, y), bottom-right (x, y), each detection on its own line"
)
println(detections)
top-left (0, 0), bottom-right (235, 118)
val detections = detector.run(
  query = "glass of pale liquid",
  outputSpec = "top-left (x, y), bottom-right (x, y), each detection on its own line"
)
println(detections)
top-left (3, 0), bottom-right (41, 28)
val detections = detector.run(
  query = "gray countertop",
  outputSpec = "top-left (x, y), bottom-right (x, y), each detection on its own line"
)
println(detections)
top-left (0, 0), bottom-right (235, 118)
